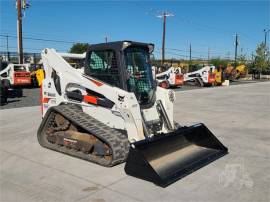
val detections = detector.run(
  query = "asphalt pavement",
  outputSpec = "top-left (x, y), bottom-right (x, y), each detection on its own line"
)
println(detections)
top-left (0, 88), bottom-right (40, 110)
top-left (1, 80), bottom-right (267, 110)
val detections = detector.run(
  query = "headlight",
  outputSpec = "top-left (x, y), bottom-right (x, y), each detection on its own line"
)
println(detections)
top-left (168, 90), bottom-right (175, 103)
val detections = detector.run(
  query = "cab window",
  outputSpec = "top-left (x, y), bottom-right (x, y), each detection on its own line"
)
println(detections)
top-left (86, 50), bottom-right (120, 87)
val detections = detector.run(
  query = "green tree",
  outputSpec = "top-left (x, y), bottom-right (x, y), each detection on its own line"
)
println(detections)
top-left (210, 58), bottom-right (230, 67)
top-left (254, 42), bottom-right (270, 73)
top-left (238, 53), bottom-right (247, 65)
top-left (69, 43), bottom-right (89, 54)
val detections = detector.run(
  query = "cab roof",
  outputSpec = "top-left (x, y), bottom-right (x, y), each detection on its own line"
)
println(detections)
top-left (87, 41), bottom-right (154, 53)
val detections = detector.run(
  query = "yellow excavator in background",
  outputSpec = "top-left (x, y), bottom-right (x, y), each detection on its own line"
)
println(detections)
top-left (235, 64), bottom-right (247, 78)
top-left (224, 64), bottom-right (247, 80)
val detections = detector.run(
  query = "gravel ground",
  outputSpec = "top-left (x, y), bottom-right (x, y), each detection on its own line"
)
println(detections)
top-left (0, 80), bottom-right (268, 109)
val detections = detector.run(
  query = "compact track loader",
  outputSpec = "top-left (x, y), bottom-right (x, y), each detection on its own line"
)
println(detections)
top-left (38, 41), bottom-right (228, 187)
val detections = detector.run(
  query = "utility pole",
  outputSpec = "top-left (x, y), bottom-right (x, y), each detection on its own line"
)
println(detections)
top-left (234, 34), bottom-right (239, 68)
top-left (263, 29), bottom-right (270, 58)
top-left (157, 11), bottom-right (173, 65)
top-left (189, 43), bottom-right (192, 64)
top-left (105, 36), bottom-right (108, 43)
top-left (17, 0), bottom-right (23, 64)
top-left (6, 35), bottom-right (10, 62)
top-left (16, 0), bottom-right (30, 63)
top-left (208, 47), bottom-right (210, 64)
top-left (263, 29), bottom-right (270, 46)
top-left (161, 12), bottom-right (166, 65)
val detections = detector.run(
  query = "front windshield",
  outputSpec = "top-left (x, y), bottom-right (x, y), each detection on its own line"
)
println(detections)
top-left (14, 66), bottom-right (27, 72)
top-left (124, 47), bottom-right (155, 104)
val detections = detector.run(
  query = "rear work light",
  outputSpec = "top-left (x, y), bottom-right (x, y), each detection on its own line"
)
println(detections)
top-left (175, 74), bottom-right (184, 85)
top-left (208, 73), bottom-right (216, 83)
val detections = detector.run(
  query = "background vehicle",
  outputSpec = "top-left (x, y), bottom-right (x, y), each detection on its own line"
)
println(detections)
top-left (0, 78), bottom-right (9, 105)
top-left (0, 61), bottom-right (24, 104)
top-left (224, 64), bottom-right (247, 80)
top-left (156, 67), bottom-right (184, 88)
top-left (0, 63), bottom-right (31, 87)
top-left (184, 65), bottom-right (216, 86)
top-left (38, 41), bottom-right (227, 187)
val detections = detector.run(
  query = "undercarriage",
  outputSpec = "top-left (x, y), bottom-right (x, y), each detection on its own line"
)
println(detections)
top-left (38, 104), bottom-right (130, 166)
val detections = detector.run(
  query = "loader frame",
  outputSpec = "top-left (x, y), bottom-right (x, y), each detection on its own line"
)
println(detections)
top-left (38, 41), bottom-right (228, 187)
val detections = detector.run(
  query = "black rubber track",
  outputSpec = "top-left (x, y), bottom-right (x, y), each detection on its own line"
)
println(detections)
top-left (37, 104), bottom-right (130, 167)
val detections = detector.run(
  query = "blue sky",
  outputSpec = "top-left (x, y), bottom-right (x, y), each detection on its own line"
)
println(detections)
top-left (0, 0), bottom-right (269, 59)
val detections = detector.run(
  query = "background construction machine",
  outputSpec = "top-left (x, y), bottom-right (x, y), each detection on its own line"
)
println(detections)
top-left (184, 65), bottom-right (216, 86)
top-left (0, 62), bottom-right (31, 87)
top-left (0, 60), bottom-right (9, 105)
top-left (38, 41), bottom-right (228, 187)
top-left (0, 61), bottom-right (29, 103)
top-left (224, 64), bottom-right (247, 80)
top-left (156, 66), bottom-right (184, 88)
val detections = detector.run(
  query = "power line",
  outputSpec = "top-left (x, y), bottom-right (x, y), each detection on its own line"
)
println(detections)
top-left (0, 45), bottom-right (67, 52)
top-left (1, 35), bottom-right (231, 56)
top-left (0, 28), bottom-right (95, 42)
top-left (176, 15), bottom-right (258, 43)
top-left (165, 47), bottom-right (228, 55)
top-left (1, 29), bottom-right (76, 39)
top-left (159, 47), bottom-right (233, 58)
top-left (0, 34), bottom-right (82, 44)
top-left (166, 48), bottom-right (188, 52)
top-left (154, 50), bottom-right (187, 58)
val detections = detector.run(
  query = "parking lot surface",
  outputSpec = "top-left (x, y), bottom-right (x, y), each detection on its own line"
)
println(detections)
top-left (0, 81), bottom-right (269, 202)
top-left (0, 80), bottom-right (267, 110)
top-left (0, 88), bottom-right (40, 110)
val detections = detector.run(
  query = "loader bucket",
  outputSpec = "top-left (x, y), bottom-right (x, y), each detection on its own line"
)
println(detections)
top-left (124, 123), bottom-right (228, 187)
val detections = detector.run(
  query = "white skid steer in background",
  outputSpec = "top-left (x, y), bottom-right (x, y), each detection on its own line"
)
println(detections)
top-left (184, 65), bottom-right (216, 87)
top-left (38, 41), bottom-right (227, 187)
top-left (0, 63), bottom-right (31, 87)
top-left (156, 67), bottom-right (184, 89)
